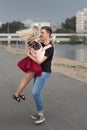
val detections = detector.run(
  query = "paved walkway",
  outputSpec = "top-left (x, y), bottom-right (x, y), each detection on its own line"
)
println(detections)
top-left (0, 47), bottom-right (87, 130)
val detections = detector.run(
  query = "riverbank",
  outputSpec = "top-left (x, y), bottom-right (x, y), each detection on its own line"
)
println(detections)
top-left (1, 46), bottom-right (87, 83)
top-left (52, 57), bottom-right (87, 83)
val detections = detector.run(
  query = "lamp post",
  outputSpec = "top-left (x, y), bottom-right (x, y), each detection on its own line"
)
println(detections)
top-left (7, 23), bottom-right (9, 33)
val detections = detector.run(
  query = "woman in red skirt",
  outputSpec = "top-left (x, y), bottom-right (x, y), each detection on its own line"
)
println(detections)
top-left (12, 26), bottom-right (51, 102)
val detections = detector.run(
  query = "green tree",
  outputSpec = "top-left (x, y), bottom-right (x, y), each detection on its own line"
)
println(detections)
top-left (55, 16), bottom-right (76, 33)
top-left (61, 16), bottom-right (76, 33)
top-left (0, 23), bottom-right (8, 33)
top-left (0, 21), bottom-right (26, 33)
top-left (9, 21), bottom-right (26, 33)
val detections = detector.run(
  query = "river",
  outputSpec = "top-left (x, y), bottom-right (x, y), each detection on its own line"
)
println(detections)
top-left (54, 44), bottom-right (87, 62)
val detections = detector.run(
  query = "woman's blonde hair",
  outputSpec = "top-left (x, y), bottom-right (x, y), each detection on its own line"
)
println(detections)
top-left (51, 37), bottom-right (57, 45)
top-left (16, 26), bottom-right (39, 42)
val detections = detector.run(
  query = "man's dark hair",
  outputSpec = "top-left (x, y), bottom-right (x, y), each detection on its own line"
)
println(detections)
top-left (41, 26), bottom-right (52, 36)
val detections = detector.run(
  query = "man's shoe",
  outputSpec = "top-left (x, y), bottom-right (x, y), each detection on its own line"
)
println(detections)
top-left (31, 113), bottom-right (40, 120)
top-left (34, 114), bottom-right (45, 124)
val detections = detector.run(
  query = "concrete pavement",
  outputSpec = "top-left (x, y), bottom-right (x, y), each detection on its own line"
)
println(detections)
top-left (0, 47), bottom-right (87, 130)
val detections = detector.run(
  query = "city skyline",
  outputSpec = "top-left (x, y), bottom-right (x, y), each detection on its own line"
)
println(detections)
top-left (0, 0), bottom-right (87, 25)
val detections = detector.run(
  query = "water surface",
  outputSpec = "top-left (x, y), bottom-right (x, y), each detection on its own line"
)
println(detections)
top-left (54, 44), bottom-right (87, 62)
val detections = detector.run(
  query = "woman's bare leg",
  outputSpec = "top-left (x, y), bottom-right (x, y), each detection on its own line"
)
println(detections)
top-left (15, 72), bottom-right (35, 97)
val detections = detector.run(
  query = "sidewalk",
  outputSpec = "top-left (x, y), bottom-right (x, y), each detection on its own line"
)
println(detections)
top-left (0, 47), bottom-right (87, 130)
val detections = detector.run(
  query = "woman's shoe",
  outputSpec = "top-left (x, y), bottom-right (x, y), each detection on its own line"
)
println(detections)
top-left (19, 94), bottom-right (25, 100)
top-left (12, 95), bottom-right (20, 102)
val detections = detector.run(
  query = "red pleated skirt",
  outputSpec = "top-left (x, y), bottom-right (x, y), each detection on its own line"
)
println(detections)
top-left (17, 56), bottom-right (42, 76)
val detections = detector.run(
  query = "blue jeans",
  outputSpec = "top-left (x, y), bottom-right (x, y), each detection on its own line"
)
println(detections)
top-left (32, 72), bottom-right (51, 112)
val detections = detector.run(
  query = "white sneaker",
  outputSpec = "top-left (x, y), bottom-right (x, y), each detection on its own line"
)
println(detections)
top-left (31, 113), bottom-right (40, 120)
top-left (34, 114), bottom-right (45, 124)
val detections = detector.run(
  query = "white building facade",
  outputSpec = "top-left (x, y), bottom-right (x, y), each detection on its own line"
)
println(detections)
top-left (76, 9), bottom-right (87, 33)
top-left (30, 22), bottom-right (50, 28)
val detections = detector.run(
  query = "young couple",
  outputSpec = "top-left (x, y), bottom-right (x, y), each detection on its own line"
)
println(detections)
top-left (12, 26), bottom-right (55, 124)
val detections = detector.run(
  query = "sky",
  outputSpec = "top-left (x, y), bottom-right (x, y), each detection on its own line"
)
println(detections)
top-left (0, 0), bottom-right (87, 25)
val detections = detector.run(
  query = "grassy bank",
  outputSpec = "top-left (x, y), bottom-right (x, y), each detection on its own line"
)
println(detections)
top-left (52, 57), bottom-right (87, 83)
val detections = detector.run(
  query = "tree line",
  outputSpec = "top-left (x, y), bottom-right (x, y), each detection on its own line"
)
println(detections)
top-left (0, 21), bottom-right (26, 33)
top-left (0, 16), bottom-right (76, 33)
top-left (55, 16), bottom-right (76, 33)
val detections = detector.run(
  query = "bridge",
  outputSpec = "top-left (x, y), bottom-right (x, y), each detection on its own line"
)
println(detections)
top-left (52, 33), bottom-right (87, 37)
top-left (0, 33), bottom-right (87, 43)
top-left (52, 33), bottom-right (87, 42)
top-left (0, 33), bottom-right (20, 42)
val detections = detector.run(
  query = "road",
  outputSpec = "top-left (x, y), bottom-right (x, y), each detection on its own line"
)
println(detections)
top-left (0, 47), bottom-right (87, 130)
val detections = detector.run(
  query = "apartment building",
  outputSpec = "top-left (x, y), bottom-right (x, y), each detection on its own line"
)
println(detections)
top-left (76, 8), bottom-right (87, 33)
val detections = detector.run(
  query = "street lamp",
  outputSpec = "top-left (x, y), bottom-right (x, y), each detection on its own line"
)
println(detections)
top-left (7, 23), bottom-right (9, 33)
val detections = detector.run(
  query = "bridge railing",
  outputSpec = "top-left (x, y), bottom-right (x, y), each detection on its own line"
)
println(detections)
top-left (0, 33), bottom-right (87, 43)
top-left (0, 33), bottom-right (21, 41)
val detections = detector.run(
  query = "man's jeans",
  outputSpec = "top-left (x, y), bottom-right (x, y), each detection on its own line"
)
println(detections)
top-left (32, 72), bottom-right (51, 112)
